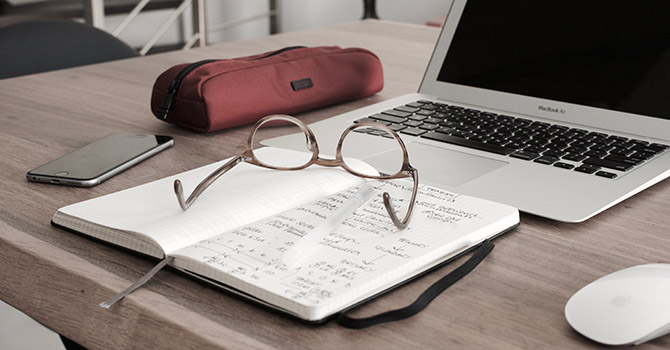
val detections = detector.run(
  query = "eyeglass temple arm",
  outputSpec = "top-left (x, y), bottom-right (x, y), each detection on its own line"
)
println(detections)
top-left (382, 168), bottom-right (419, 230)
top-left (174, 155), bottom-right (244, 211)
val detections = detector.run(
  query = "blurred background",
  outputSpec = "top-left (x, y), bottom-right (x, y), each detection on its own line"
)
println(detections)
top-left (0, 0), bottom-right (449, 55)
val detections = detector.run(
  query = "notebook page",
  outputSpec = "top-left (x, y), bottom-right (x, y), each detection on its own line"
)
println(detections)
top-left (171, 180), bottom-right (519, 320)
top-left (53, 147), bottom-right (371, 255)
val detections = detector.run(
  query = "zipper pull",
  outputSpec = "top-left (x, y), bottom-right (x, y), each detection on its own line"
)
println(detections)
top-left (158, 80), bottom-right (178, 119)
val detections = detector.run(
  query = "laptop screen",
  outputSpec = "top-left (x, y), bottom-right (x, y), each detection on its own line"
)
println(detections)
top-left (437, 0), bottom-right (670, 120)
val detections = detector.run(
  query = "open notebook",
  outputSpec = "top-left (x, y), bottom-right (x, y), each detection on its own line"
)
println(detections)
top-left (52, 147), bottom-right (519, 322)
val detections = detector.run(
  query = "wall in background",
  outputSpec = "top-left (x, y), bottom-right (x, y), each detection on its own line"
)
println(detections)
top-left (279, 0), bottom-right (451, 33)
top-left (5, 0), bottom-right (450, 49)
top-left (105, 0), bottom-right (451, 50)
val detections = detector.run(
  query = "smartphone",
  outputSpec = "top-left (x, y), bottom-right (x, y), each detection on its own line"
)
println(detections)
top-left (27, 132), bottom-right (174, 187)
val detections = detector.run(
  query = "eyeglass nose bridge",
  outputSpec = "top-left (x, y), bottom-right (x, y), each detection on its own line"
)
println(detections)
top-left (312, 157), bottom-right (342, 168)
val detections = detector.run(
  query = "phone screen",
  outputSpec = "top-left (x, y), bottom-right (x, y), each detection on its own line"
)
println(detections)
top-left (27, 132), bottom-right (174, 187)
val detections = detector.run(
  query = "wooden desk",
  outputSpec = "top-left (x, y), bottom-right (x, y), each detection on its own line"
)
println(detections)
top-left (1, 20), bottom-right (669, 349)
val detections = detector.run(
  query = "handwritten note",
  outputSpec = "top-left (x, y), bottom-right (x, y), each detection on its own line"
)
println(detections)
top-left (171, 180), bottom-right (517, 319)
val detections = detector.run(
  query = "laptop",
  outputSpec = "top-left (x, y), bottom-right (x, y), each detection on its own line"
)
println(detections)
top-left (265, 0), bottom-right (670, 223)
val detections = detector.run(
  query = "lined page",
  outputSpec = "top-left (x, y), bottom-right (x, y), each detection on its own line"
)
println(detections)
top-left (53, 147), bottom-right (371, 255)
top-left (171, 181), bottom-right (519, 320)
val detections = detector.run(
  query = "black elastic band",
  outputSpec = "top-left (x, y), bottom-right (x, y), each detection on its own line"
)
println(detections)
top-left (335, 239), bottom-right (495, 329)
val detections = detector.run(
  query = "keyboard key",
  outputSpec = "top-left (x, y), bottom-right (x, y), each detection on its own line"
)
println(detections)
top-left (409, 114), bottom-right (428, 121)
top-left (633, 144), bottom-right (668, 154)
top-left (458, 124), bottom-right (478, 132)
top-left (562, 153), bottom-right (588, 162)
top-left (575, 164), bottom-right (601, 174)
top-left (388, 123), bottom-right (407, 132)
top-left (589, 143), bottom-right (615, 152)
top-left (487, 138), bottom-right (508, 146)
top-left (595, 171), bottom-right (618, 179)
top-left (419, 123), bottom-right (440, 131)
top-left (529, 121), bottom-right (551, 130)
top-left (424, 117), bottom-right (443, 124)
top-left (583, 157), bottom-right (634, 171)
top-left (551, 136), bottom-right (574, 144)
top-left (553, 162), bottom-right (575, 170)
top-left (590, 136), bottom-right (612, 145)
top-left (497, 114), bottom-right (514, 121)
top-left (609, 140), bottom-right (635, 148)
top-left (395, 106), bottom-right (420, 113)
top-left (604, 154), bottom-right (644, 165)
top-left (355, 117), bottom-right (377, 124)
top-left (514, 128), bottom-right (537, 137)
top-left (421, 132), bottom-right (517, 155)
top-left (584, 149), bottom-right (608, 158)
top-left (368, 129), bottom-right (392, 137)
top-left (400, 127), bottom-right (427, 136)
top-left (469, 134), bottom-right (491, 142)
top-left (543, 149), bottom-right (568, 158)
top-left (371, 113), bottom-right (407, 124)
top-left (610, 147), bottom-right (636, 156)
top-left (565, 146), bottom-right (588, 154)
top-left (630, 151), bottom-right (656, 160)
top-left (523, 145), bottom-right (547, 154)
top-left (547, 142), bottom-right (570, 151)
top-left (438, 120), bottom-right (460, 128)
top-left (510, 150), bottom-right (541, 160)
top-left (588, 131), bottom-right (609, 138)
top-left (608, 135), bottom-right (629, 142)
top-left (403, 120), bottom-right (423, 127)
top-left (526, 138), bottom-right (550, 147)
top-left (510, 135), bottom-right (531, 143)
top-left (416, 109), bottom-right (436, 116)
top-left (382, 109), bottom-right (412, 118)
top-left (436, 127), bottom-right (456, 134)
top-left (505, 141), bottom-right (525, 149)
top-left (354, 127), bottom-right (383, 134)
top-left (572, 140), bottom-right (595, 148)
top-left (450, 131), bottom-right (473, 138)
top-left (534, 155), bottom-right (559, 165)
top-left (513, 118), bottom-right (532, 126)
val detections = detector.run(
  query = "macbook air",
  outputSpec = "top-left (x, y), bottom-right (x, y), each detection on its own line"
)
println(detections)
top-left (265, 0), bottom-right (670, 222)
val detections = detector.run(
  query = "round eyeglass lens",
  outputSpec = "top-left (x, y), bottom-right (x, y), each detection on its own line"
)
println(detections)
top-left (340, 124), bottom-right (405, 178)
top-left (250, 117), bottom-right (315, 169)
top-left (341, 123), bottom-right (414, 228)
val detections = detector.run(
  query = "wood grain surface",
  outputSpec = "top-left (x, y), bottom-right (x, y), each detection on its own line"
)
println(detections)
top-left (1, 20), bottom-right (669, 349)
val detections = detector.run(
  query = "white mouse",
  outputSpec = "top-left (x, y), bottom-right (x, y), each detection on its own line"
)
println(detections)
top-left (565, 264), bottom-right (670, 346)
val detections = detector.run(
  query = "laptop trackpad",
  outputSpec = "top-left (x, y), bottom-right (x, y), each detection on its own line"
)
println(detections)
top-left (362, 141), bottom-right (508, 187)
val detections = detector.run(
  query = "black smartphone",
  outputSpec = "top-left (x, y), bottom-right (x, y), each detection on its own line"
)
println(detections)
top-left (26, 132), bottom-right (174, 187)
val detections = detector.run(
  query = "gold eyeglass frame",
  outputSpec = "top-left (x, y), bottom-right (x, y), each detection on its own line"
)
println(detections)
top-left (174, 114), bottom-right (419, 229)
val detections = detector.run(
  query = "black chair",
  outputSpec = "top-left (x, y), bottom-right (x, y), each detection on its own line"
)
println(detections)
top-left (0, 19), bottom-right (138, 79)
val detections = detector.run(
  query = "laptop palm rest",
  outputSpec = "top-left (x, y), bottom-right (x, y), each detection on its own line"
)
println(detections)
top-left (365, 141), bottom-right (508, 187)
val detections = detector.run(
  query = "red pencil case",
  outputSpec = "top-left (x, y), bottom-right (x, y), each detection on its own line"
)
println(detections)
top-left (150, 46), bottom-right (384, 132)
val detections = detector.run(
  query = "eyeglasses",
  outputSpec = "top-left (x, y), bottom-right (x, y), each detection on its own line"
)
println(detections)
top-left (174, 114), bottom-right (419, 229)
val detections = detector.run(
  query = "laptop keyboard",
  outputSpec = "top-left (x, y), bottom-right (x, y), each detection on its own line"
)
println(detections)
top-left (355, 100), bottom-right (669, 179)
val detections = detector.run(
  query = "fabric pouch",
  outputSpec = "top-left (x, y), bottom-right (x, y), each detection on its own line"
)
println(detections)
top-left (150, 46), bottom-right (384, 132)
